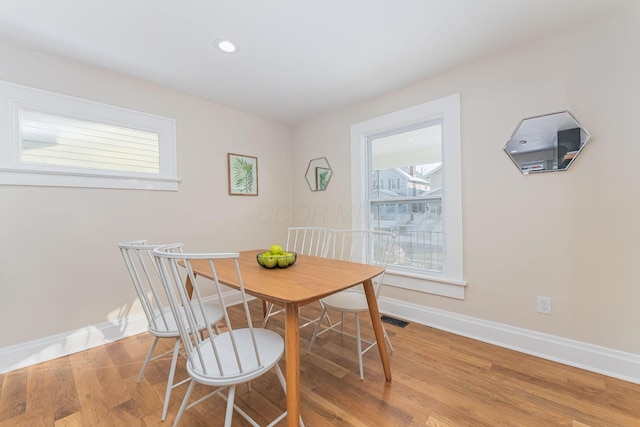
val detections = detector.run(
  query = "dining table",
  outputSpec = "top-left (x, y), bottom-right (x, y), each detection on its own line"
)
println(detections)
top-left (186, 249), bottom-right (392, 427)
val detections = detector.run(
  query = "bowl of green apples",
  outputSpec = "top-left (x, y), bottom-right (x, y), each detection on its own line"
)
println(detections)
top-left (257, 244), bottom-right (297, 269)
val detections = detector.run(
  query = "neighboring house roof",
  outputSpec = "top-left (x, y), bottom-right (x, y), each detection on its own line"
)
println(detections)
top-left (423, 186), bottom-right (443, 196)
top-left (394, 168), bottom-right (429, 185)
top-left (419, 163), bottom-right (442, 178)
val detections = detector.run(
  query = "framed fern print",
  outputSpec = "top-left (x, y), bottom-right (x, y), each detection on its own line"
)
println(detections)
top-left (228, 153), bottom-right (258, 196)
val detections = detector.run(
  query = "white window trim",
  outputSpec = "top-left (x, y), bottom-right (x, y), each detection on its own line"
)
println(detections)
top-left (350, 93), bottom-right (466, 299)
top-left (0, 80), bottom-right (179, 191)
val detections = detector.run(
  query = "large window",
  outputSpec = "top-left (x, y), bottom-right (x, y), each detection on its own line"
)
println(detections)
top-left (369, 120), bottom-right (444, 272)
top-left (0, 80), bottom-right (177, 191)
top-left (351, 94), bottom-right (465, 299)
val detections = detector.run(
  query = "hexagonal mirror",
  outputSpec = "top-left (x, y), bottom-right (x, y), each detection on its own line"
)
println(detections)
top-left (504, 111), bottom-right (591, 174)
top-left (305, 157), bottom-right (332, 191)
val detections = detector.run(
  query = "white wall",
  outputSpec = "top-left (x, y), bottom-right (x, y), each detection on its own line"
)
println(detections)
top-left (0, 39), bottom-right (293, 349)
top-left (292, 2), bottom-right (640, 355)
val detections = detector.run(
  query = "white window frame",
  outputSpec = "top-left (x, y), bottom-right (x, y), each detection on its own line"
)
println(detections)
top-left (351, 93), bottom-right (466, 299)
top-left (0, 80), bottom-right (178, 191)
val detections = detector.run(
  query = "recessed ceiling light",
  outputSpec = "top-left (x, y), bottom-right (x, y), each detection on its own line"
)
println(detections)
top-left (214, 38), bottom-right (238, 53)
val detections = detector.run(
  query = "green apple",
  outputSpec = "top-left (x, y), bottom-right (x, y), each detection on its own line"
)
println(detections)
top-left (263, 256), bottom-right (278, 268)
top-left (270, 244), bottom-right (283, 254)
top-left (285, 253), bottom-right (296, 266)
top-left (277, 256), bottom-right (289, 268)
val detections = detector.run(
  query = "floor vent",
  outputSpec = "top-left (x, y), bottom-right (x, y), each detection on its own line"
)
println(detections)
top-left (381, 315), bottom-right (409, 328)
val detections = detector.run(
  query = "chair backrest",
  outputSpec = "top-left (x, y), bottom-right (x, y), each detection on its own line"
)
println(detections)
top-left (119, 240), bottom-right (176, 334)
top-left (324, 229), bottom-right (396, 296)
top-left (153, 244), bottom-right (266, 380)
top-left (286, 226), bottom-right (330, 257)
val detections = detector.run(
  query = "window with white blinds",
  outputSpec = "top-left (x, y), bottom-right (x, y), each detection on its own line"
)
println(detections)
top-left (0, 80), bottom-right (178, 191)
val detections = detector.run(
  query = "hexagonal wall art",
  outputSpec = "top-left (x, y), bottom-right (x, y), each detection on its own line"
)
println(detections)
top-left (504, 111), bottom-right (591, 174)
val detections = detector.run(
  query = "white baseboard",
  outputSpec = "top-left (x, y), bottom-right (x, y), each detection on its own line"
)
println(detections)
top-left (0, 290), bottom-right (246, 374)
top-left (0, 313), bottom-right (149, 374)
top-left (379, 297), bottom-right (640, 385)
top-left (3, 293), bottom-right (639, 385)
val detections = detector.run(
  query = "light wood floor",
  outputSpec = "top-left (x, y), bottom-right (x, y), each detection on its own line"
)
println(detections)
top-left (2, 300), bottom-right (640, 426)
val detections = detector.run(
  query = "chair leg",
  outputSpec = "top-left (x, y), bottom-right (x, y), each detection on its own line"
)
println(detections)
top-left (224, 385), bottom-right (237, 427)
top-left (323, 309), bottom-right (334, 328)
top-left (274, 363), bottom-right (286, 391)
top-left (173, 379), bottom-right (196, 427)
top-left (307, 305), bottom-right (327, 353)
top-left (261, 303), bottom-right (275, 327)
top-left (355, 313), bottom-right (364, 380)
top-left (383, 325), bottom-right (394, 352)
top-left (137, 336), bottom-right (160, 383)
top-left (263, 301), bottom-right (332, 330)
top-left (161, 338), bottom-right (181, 421)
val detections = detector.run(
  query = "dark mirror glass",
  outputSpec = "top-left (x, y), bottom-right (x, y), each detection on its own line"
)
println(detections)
top-left (504, 111), bottom-right (591, 174)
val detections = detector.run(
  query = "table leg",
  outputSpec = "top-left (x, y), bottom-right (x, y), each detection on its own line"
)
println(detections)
top-left (285, 303), bottom-right (301, 426)
top-left (185, 275), bottom-right (194, 298)
top-left (362, 278), bottom-right (392, 381)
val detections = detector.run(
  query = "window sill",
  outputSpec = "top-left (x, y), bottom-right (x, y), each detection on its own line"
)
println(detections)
top-left (0, 168), bottom-right (180, 191)
top-left (383, 269), bottom-right (466, 299)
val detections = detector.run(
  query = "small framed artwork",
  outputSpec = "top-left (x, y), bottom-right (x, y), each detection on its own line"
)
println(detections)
top-left (316, 167), bottom-right (330, 191)
top-left (228, 153), bottom-right (258, 196)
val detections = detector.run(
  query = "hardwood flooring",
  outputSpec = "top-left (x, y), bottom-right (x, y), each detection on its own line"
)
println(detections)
top-left (1, 300), bottom-right (639, 426)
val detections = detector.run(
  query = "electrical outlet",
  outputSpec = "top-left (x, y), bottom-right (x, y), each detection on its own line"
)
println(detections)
top-left (537, 296), bottom-right (552, 315)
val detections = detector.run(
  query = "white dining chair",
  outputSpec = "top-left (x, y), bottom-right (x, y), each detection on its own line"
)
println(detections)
top-left (119, 241), bottom-right (224, 421)
top-left (153, 244), bottom-right (305, 427)
top-left (307, 229), bottom-right (396, 380)
top-left (261, 226), bottom-right (331, 328)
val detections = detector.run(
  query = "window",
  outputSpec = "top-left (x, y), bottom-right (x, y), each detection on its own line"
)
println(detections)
top-left (351, 94), bottom-right (465, 299)
top-left (369, 120), bottom-right (444, 272)
top-left (0, 80), bottom-right (178, 190)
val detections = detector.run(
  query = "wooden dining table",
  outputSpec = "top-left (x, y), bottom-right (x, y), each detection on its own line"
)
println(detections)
top-left (187, 249), bottom-right (392, 427)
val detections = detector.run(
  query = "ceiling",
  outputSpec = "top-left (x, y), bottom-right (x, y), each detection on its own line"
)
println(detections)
top-left (0, 0), bottom-right (629, 125)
